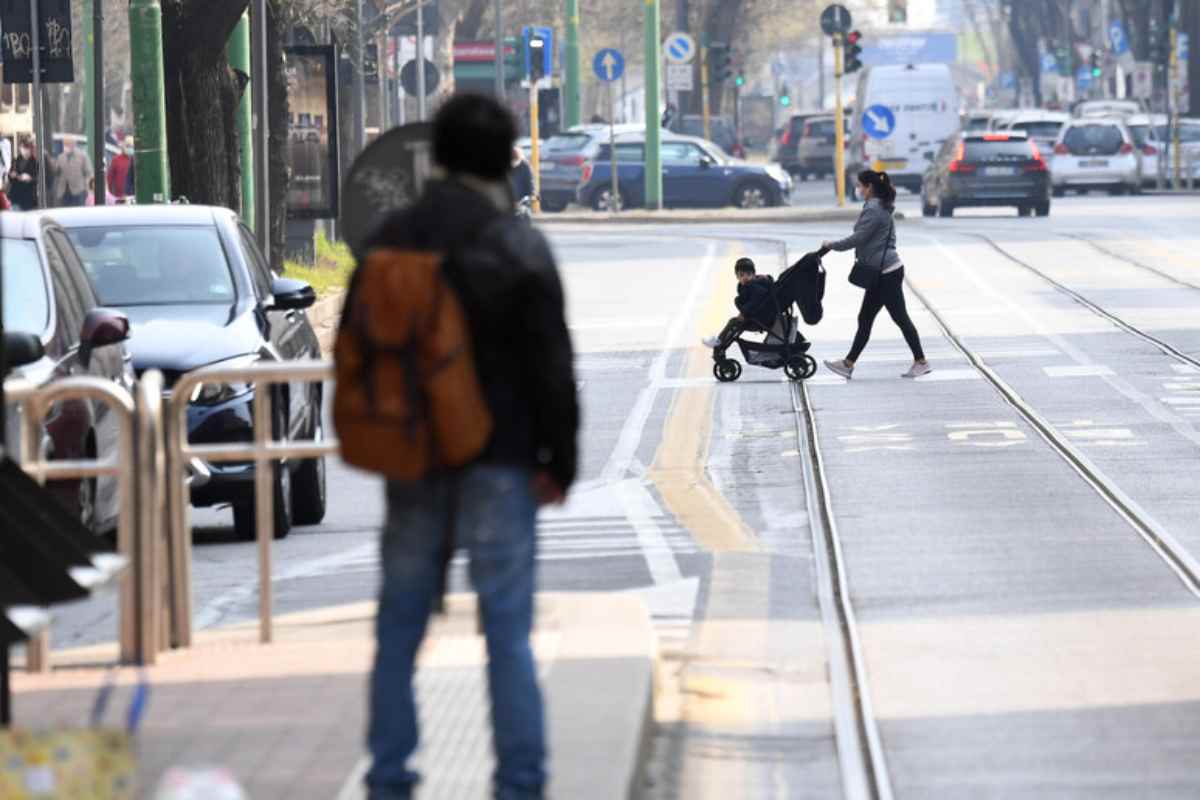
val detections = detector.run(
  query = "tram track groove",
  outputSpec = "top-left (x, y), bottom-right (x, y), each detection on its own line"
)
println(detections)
top-left (972, 233), bottom-right (1200, 372)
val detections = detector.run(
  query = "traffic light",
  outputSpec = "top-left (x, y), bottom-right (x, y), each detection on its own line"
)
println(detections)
top-left (735, 72), bottom-right (745, 88)
top-left (1090, 52), bottom-right (1102, 78)
top-left (780, 84), bottom-right (791, 107)
top-left (708, 43), bottom-right (733, 84)
top-left (844, 30), bottom-right (864, 74)
top-left (522, 26), bottom-right (553, 81)
top-left (888, 0), bottom-right (907, 23)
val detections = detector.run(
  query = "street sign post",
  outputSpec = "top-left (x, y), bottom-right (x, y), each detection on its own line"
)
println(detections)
top-left (820, 4), bottom-right (852, 36)
top-left (594, 48), bottom-right (623, 215)
top-left (663, 31), bottom-right (696, 64)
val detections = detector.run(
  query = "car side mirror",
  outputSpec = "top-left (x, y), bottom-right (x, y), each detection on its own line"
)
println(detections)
top-left (79, 308), bottom-right (130, 367)
top-left (3, 330), bottom-right (45, 371)
top-left (269, 277), bottom-right (316, 311)
top-left (700, 156), bottom-right (715, 168)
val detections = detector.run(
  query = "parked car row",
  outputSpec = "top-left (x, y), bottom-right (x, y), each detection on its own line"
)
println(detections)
top-left (2, 205), bottom-right (327, 541)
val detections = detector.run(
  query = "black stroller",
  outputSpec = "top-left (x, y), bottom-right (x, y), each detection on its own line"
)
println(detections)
top-left (713, 249), bottom-right (827, 383)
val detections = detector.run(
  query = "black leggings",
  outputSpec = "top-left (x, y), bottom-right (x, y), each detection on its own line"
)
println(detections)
top-left (848, 267), bottom-right (925, 362)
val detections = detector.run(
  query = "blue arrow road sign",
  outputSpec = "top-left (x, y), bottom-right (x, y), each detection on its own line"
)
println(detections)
top-left (1109, 20), bottom-right (1129, 55)
top-left (593, 48), bottom-right (624, 82)
top-left (862, 104), bottom-right (895, 140)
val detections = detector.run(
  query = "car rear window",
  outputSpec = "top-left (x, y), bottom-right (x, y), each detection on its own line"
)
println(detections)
top-left (964, 139), bottom-right (1037, 160)
top-left (2, 239), bottom-right (50, 335)
top-left (543, 134), bottom-right (592, 153)
top-left (1063, 124), bottom-right (1124, 155)
top-left (1010, 121), bottom-right (1063, 139)
top-left (67, 226), bottom-right (236, 306)
top-left (805, 119), bottom-right (837, 138)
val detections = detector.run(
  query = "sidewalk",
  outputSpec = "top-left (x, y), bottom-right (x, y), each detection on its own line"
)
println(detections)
top-left (12, 593), bottom-right (655, 800)
top-left (537, 205), bottom-right (861, 225)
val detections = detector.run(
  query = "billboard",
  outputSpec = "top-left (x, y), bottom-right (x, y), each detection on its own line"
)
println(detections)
top-left (862, 32), bottom-right (957, 67)
top-left (285, 45), bottom-right (340, 219)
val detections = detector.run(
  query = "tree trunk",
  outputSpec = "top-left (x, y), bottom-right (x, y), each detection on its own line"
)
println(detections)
top-left (161, 0), bottom-right (250, 208)
top-left (456, 0), bottom-right (488, 41)
top-left (268, 0), bottom-right (290, 271)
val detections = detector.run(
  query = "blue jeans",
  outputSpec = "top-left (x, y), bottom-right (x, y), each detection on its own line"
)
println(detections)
top-left (367, 465), bottom-right (545, 800)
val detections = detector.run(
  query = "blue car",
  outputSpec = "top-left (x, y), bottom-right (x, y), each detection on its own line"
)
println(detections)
top-left (577, 134), bottom-right (793, 211)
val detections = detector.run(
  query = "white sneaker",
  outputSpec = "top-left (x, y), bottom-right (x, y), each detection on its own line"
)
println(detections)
top-left (902, 362), bottom-right (932, 379)
top-left (824, 359), bottom-right (853, 379)
top-left (702, 336), bottom-right (721, 349)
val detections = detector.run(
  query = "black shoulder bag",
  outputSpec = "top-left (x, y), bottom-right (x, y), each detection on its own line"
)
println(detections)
top-left (847, 216), bottom-right (895, 291)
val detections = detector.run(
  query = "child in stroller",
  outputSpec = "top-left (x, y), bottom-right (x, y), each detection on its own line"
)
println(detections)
top-left (701, 253), bottom-right (826, 383)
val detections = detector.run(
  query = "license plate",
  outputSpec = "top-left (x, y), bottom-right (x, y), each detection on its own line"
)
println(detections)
top-left (983, 166), bottom-right (1017, 176)
top-left (874, 159), bottom-right (907, 171)
top-left (1080, 159), bottom-right (1109, 167)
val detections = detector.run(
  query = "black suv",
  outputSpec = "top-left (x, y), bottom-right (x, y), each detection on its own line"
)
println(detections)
top-left (50, 205), bottom-right (325, 540)
top-left (921, 130), bottom-right (1051, 218)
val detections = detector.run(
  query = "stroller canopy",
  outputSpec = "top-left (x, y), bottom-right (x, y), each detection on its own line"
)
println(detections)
top-left (775, 251), bottom-right (826, 325)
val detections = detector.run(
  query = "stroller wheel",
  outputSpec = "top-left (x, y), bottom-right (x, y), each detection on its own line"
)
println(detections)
top-left (785, 355), bottom-right (818, 381)
top-left (801, 354), bottom-right (818, 378)
top-left (714, 359), bottom-right (742, 382)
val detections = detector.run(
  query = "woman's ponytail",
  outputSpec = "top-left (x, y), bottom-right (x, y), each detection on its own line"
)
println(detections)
top-left (857, 169), bottom-right (897, 210)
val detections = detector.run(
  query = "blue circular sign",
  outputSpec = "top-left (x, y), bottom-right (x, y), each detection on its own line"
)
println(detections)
top-left (593, 48), bottom-right (624, 82)
top-left (862, 105), bottom-right (895, 140)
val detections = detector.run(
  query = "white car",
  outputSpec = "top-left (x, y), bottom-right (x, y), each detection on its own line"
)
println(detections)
top-left (1128, 115), bottom-right (1200, 185)
top-left (1002, 110), bottom-right (1070, 155)
top-left (1051, 118), bottom-right (1141, 196)
top-left (1075, 99), bottom-right (1143, 119)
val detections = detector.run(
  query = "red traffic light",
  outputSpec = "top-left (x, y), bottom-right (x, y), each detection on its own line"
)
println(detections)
top-left (846, 30), bottom-right (862, 45)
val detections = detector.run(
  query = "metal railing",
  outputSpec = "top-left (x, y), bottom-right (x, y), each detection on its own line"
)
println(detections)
top-left (166, 360), bottom-right (339, 645)
top-left (3, 372), bottom-right (162, 667)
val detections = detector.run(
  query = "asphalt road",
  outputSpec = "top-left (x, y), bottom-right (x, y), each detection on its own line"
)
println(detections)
top-left (49, 185), bottom-right (1200, 797)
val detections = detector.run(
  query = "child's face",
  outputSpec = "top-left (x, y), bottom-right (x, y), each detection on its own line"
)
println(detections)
top-left (737, 271), bottom-right (755, 285)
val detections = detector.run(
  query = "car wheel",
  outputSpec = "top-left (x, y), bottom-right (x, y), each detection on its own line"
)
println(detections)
top-left (540, 196), bottom-right (568, 213)
top-left (233, 460), bottom-right (293, 541)
top-left (938, 200), bottom-right (954, 217)
top-left (292, 417), bottom-right (327, 526)
top-left (1052, 186), bottom-right (1065, 198)
top-left (734, 181), bottom-right (770, 209)
top-left (1036, 200), bottom-right (1051, 217)
top-left (591, 186), bottom-right (622, 212)
top-left (1017, 204), bottom-right (1032, 217)
top-left (1108, 185), bottom-right (1126, 196)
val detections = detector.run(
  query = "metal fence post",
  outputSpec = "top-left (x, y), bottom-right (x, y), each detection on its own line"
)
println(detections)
top-left (165, 405), bottom-right (193, 648)
top-left (134, 371), bottom-right (165, 663)
top-left (252, 385), bottom-right (274, 644)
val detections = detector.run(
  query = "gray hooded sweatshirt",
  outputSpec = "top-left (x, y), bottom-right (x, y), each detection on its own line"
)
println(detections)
top-left (829, 197), bottom-right (900, 274)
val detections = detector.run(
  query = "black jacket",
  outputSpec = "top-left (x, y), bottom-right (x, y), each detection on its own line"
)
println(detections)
top-left (510, 160), bottom-right (534, 201)
top-left (9, 156), bottom-right (38, 209)
top-left (364, 179), bottom-right (579, 490)
top-left (734, 275), bottom-right (776, 328)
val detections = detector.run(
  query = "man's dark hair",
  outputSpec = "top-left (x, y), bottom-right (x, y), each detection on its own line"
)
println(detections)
top-left (735, 257), bottom-right (756, 276)
top-left (433, 93), bottom-right (517, 180)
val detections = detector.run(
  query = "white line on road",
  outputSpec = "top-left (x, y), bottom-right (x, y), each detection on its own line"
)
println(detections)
top-left (1044, 365), bottom-right (1117, 377)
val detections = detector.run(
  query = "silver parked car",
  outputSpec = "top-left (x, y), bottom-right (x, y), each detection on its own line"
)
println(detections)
top-left (1051, 118), bottom-right (1141, 196)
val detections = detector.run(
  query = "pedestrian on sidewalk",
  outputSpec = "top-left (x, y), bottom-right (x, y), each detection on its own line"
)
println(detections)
top-left (9, 136), bottom-right (40, 210)
top-left (108, 136), bottom-right (134, 203)
top-left (53, 135), bottom-right (94, 207)
top-left (822, 169), bottom-right (931, 380)
top-left (348, 93), bottom-right (579, 800)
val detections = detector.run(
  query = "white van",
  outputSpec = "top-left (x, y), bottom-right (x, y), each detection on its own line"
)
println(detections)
top-left (845, 63), bottom-right (959, 196)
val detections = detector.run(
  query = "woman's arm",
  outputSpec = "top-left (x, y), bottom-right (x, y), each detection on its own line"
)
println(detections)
top-left (824, 207), bottom-right (884, 252)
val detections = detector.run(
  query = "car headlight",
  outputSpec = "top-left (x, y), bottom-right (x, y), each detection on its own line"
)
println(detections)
top-left (190, 355), bottom-right (258, 405)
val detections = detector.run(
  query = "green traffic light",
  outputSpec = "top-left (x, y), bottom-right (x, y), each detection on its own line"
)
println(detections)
top-left (781, 95), bottom-right (791, 106)
top-left (1092, 67), bottom-right (1102, 77)
top-left (735, 75), bottom-right (745, 87)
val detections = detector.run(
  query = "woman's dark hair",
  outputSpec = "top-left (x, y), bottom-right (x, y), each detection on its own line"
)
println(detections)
top-left (857, 169), bottom-right (897, 209)
top-left (433, 93), bottom-right (517, 180)
top-left (734, 257), bottom-right (756, 276)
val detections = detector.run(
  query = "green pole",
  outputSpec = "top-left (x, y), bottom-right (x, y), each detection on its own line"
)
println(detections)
top-left (644, 0), bottom-right (662, 209)
top-left (84, 0), bottom-right (95, 157)
top-left (227, 12), bottom-right (255, 228)
top-left (564, 0), bottom-right (581, 128)
top-left (129, 0), bottom-right (170, 203)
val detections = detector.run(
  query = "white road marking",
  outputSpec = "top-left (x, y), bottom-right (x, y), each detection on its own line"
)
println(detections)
top-left (946, 421), bottom-right (1027, 448)
top-left (915, 368), bottom-right (981, 382)
top-left (1044, 364), bottom-right (1116, 377)
top-left (1171, 365), bottom-right (1200, 375)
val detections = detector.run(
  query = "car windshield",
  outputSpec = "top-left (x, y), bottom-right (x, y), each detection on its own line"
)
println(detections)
top-left (2, 239), bottom-right (50, 335)
top-left (66, 225), bottom-right (236, 306)
top-left (1063, 124), bottom-right (1124, 155)
top-left (1011, 121), bottom-right (1063, 139)
top-left (544, 134), bottom-right (592, 153)
top-left (966, 139), bottom-right (1037, 160)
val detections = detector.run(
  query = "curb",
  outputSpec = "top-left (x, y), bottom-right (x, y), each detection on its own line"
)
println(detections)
top-left (536, 208), bottom-right (861, 226)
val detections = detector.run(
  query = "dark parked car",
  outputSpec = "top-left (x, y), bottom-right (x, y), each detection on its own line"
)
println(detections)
top-left (536, 124), bottom-right (654, 212)
top-left (774, 111), bottom-right (833, 177)
top-left (2, 213), bottom-right (133, 534)
top-left (921, 130), bottom-right (1051, 218)
top-left (50, 205), bottom-right (325, 540)
top-left (577, 134), bottom-right (792, 210)
top-left (792, 112), bottom-right (850, 181)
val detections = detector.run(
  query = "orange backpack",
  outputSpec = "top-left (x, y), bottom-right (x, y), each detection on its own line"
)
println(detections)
top-left (333, 247), bottom-right (493, 481)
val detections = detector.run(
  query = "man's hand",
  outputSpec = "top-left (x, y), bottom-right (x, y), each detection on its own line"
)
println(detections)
top-left (532, 471), bottom-right (565, 507)
top-left (821, 240), bottom-right (833, 250)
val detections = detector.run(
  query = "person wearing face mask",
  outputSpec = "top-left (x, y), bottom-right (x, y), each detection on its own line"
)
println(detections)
top-left (109, 136), bottom-right (134, 204)
top-left (9, 137), bottom-right (40, 211)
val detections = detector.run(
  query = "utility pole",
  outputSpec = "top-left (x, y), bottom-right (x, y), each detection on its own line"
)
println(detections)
top-left (129, 0), bottom-right (170, 204)
top-left (1170, 18), bottom-right (1181, 190)
top-left (85, 0), bottom-right (106, 207)
top-left (676, 0), bottom-right (689, 112)
top-left (228, 11), bottom-right (255, 228)
top-left (353, 0), bottom-right (365, 154)
top-left (564, 0), bottom-right (581, 129)
top-left (494, 0), bottom-right (505, 98)
top-left (30, 0), bottom-right (48, 211)
top-left (833, 31), bottom-right (845, 207)
top-left (644, 0), bottom-right (663, 209)
top-left (818, 32), bottom-right (826, 109)
top-left (250, 0), bottom-right (270, 261)
top-left (416, 0), bottom-right (426, 121)
top-left (701, 35), bottom-right (711, 141)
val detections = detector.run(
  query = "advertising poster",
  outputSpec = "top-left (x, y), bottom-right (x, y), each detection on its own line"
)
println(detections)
top-left (285, 45), bottom-right (340, 219)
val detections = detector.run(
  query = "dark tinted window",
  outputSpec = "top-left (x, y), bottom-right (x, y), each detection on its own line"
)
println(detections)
top-left (1010, 121), bottom-right (1063, 139)
top-left (68, 226), bottom-right (236, 305)
top-left (962, 116), bottom-right (992, 133)
top-left (1063, 124), bottom-right (1124, 155)
top-left (239, 226), bottom-right (274, 300)
top-left (543, 134), bottom-right (592, 153)
top-left (1128, 124), bottom-right (1150, 147)
top-left (596, 143), bottom-right (645, 162)
top-left (2, 239), bottom-right (50, 335)
top-left (44, 234), bottom-right (86, 346)
top-left (964, 139), bottom-right (1037, 160)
